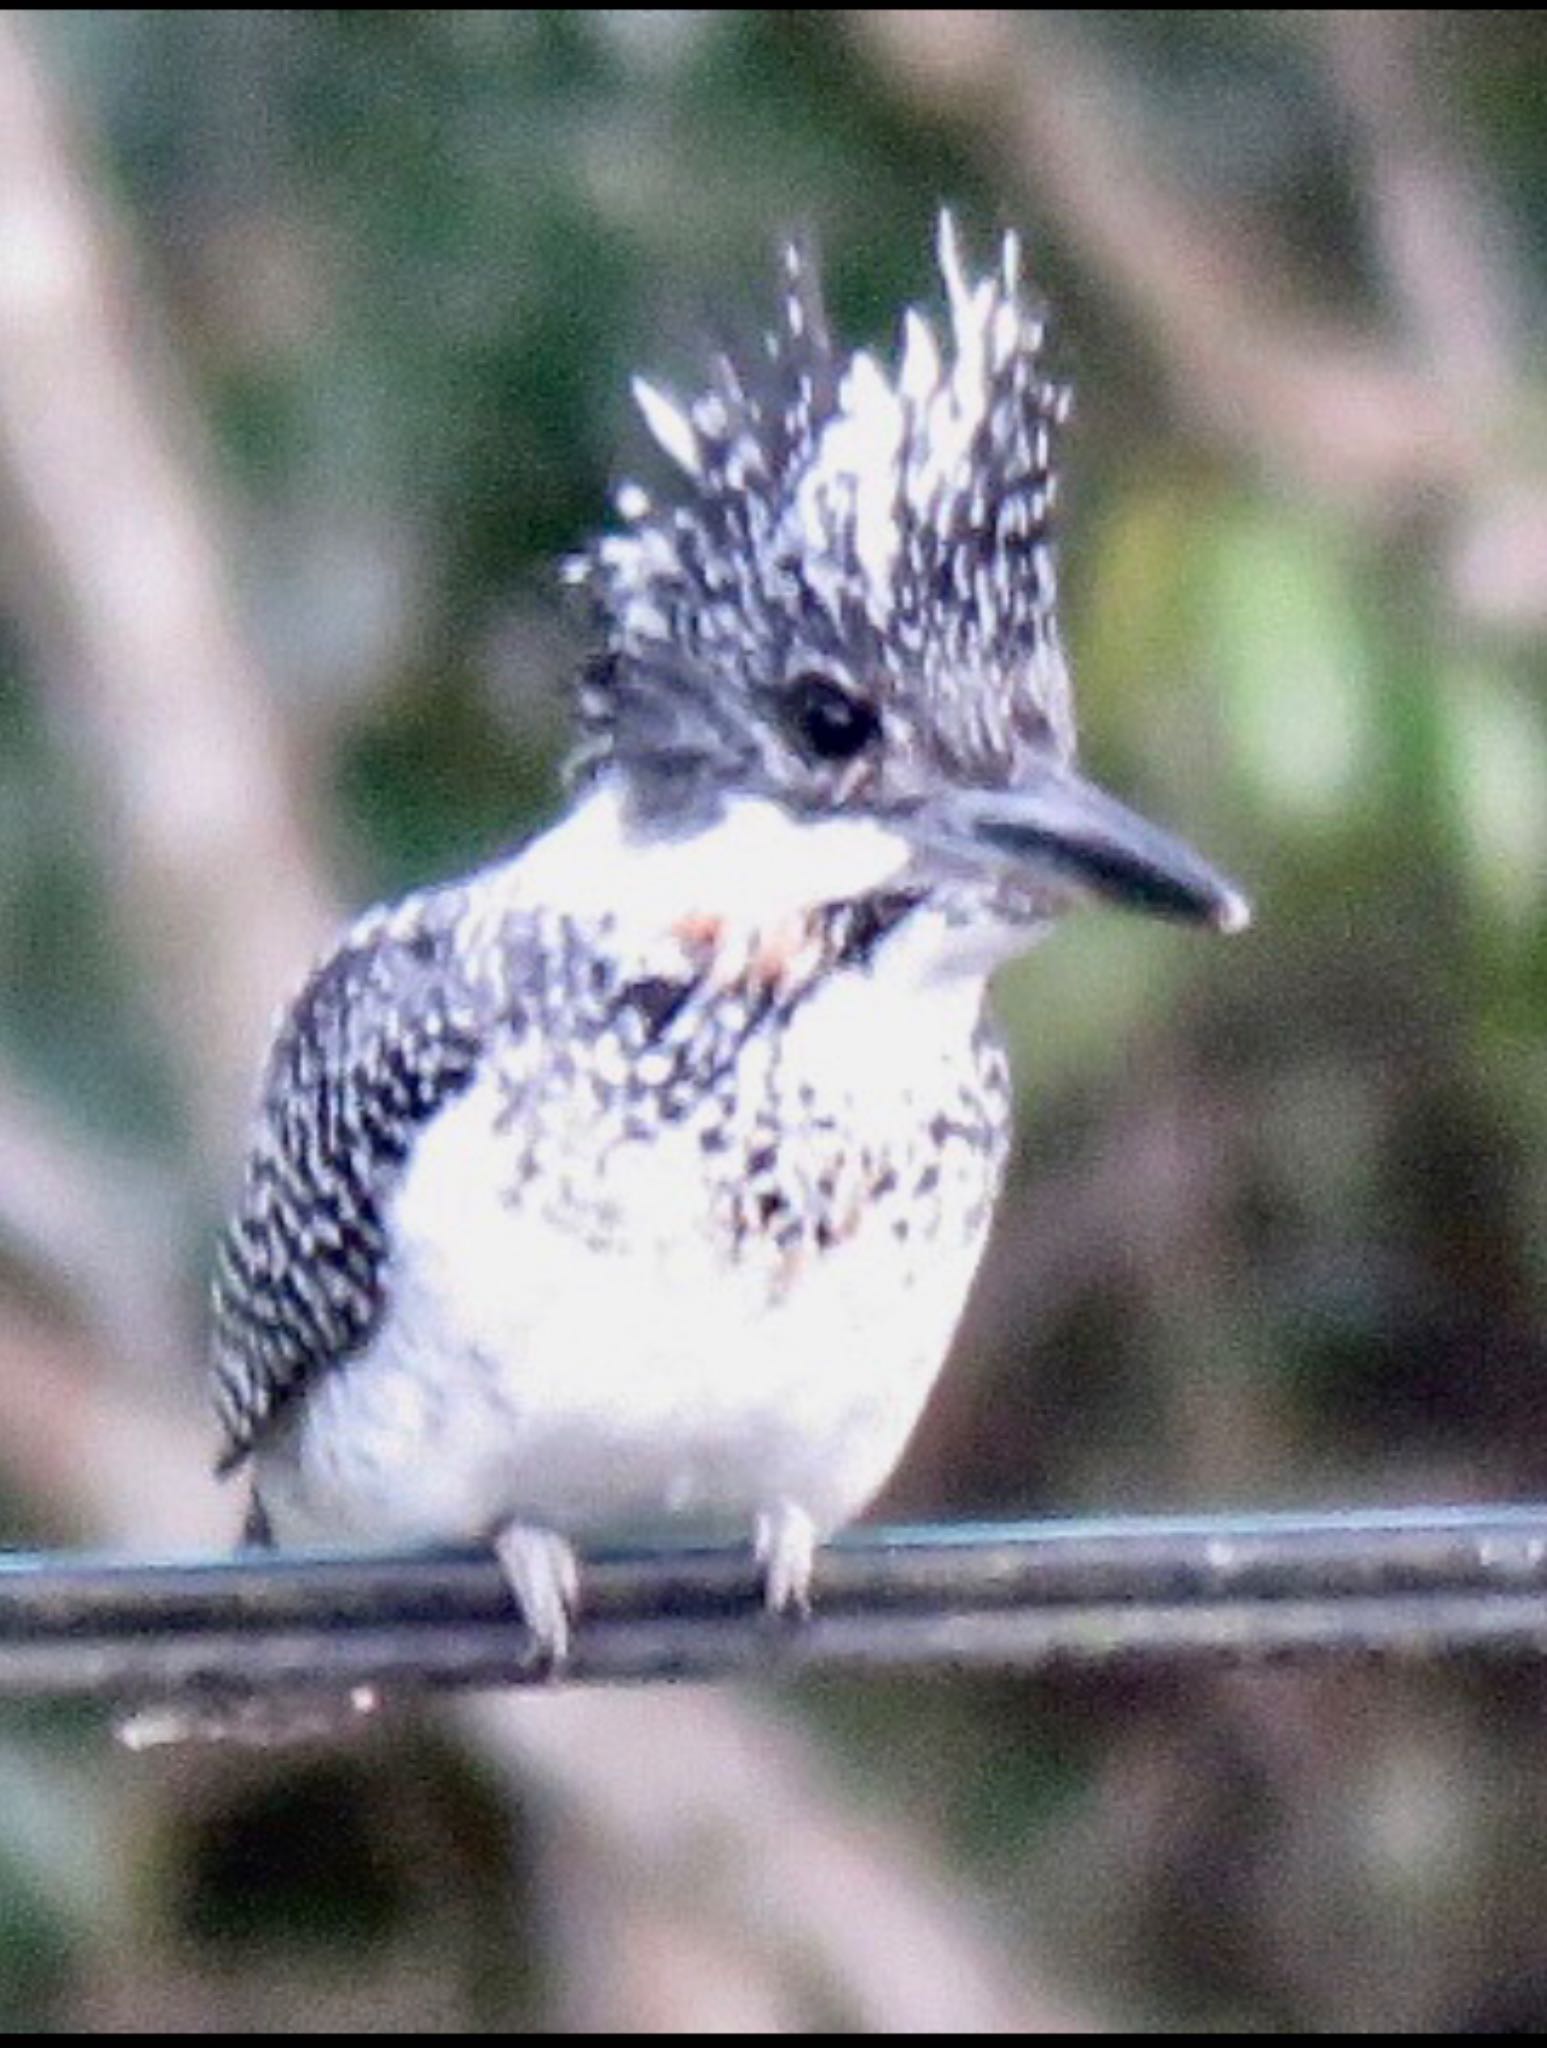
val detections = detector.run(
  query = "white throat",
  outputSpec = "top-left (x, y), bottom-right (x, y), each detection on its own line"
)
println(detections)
top-left (469, 779), bottom-right (1042, 989)
top-left (507, 782), bottom-right (911, 930)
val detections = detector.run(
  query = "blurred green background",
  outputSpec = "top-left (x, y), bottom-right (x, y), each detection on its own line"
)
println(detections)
top-left (1, 8), bottom-right (1545, 2031)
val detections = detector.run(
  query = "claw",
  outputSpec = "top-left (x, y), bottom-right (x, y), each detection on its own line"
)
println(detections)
top-left (493, 1522), bottom-right (582, 1670)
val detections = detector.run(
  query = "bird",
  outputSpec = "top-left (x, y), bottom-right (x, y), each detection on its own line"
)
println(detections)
top-left (210, 213), bottom-right (1249, 1674)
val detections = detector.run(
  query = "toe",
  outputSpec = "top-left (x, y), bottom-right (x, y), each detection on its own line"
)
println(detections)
top-left (493, 1523), bottom-right (582, 1670)
top-left (754, 1502), bottom-right (819, 1619)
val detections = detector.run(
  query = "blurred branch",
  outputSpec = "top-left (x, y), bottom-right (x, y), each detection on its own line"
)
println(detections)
top-left (848, 11), bottom-right (1477, 512)
top-left (1323, 11), bottom-right (1521, 421)
top-left (0, 1057), bottom-right (190, 1382)
top-left (0, 13), bottom-right (334, 1158)
top-left (486, 1680), bottom-right (1090, 2035)
top-left (0, 1305), bottom-right (229, 1553)
top-left (9, 1506), bottom-right (1546, 1707)
top-left (539, 1801), bottom-right (807, 2033)
top-left (1319, 11), bottom-right (1547, 634)
top-left (956, 1081), bottom-right (1238, 1365)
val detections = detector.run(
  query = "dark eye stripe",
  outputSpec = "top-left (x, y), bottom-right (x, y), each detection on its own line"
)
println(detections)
top-left (783, 673), bottom-right (881, 764)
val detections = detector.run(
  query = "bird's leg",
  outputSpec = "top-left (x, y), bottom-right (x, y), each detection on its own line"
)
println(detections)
top-left (754, 1500), bottom-right (820, 1619)
top-left (493, 1521), bottom-right (582, 1670)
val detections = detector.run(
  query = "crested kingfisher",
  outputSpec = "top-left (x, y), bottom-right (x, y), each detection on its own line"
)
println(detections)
top-left (211, 216), bottom-right (1249, 1667)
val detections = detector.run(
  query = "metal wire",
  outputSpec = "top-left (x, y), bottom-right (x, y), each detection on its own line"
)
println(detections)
top-left (6, 1503), bottom-right (1547, 1720)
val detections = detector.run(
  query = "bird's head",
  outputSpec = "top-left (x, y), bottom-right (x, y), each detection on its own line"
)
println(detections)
top-left (567, 215), bottom-right (1248, 949)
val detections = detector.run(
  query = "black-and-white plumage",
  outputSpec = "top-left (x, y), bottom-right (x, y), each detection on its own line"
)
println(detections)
top-left (571, 219), bottom-right (1073, 811)
top-left (208, 215), bottom-right (1246, 1674)
top-left (214, 895), bottom-right (490, 1463)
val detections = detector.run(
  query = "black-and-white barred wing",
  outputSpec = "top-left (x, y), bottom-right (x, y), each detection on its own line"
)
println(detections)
top-left (212, 889), bottom-right (493, 1469)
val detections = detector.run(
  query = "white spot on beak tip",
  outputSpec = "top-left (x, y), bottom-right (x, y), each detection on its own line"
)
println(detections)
top-left (1214, 888), bottom-right (1253, 937)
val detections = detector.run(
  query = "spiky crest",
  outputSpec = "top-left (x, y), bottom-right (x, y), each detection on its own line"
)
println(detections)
top-left (568, 213), bottom-right (1074, 811)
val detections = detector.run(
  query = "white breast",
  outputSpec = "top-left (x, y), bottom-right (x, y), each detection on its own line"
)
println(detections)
top-left (255, 787), bottom-right (1014, 1549)
top-left (260, 935), bottom-right (1005, 1550)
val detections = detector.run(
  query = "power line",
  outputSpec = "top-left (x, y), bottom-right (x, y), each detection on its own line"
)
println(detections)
top-left (7, 1504), bottom-right (1547, 1728)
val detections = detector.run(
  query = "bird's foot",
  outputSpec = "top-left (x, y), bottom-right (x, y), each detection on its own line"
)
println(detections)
top-left (754, 1501), bottom-right (820, 1620)
top-left (493, 1522), bottom-right (582, 1671)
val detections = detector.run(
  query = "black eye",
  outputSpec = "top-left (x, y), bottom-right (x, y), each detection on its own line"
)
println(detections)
top-left (782, 674), bottom-right (881, 764)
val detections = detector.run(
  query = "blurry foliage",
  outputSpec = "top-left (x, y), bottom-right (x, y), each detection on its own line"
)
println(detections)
top-left (0, 6), bottom-right (1544, 2033)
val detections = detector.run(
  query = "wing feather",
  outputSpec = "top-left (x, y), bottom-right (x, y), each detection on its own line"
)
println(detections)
top-left (212, 888), bottom-right (495, 1468)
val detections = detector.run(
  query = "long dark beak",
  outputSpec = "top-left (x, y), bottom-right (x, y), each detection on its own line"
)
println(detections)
top-left (903, 763), bottom-right (1251, 934)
